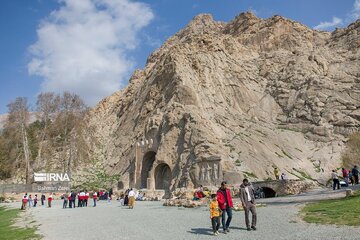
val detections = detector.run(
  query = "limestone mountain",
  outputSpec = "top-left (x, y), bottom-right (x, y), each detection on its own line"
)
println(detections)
top-left (87, 12), bottom-right (360, 192)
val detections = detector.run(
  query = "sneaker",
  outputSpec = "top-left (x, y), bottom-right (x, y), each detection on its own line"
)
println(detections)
top-left (214, 232), bottom-right (218, 236)
top-left (223, 230), bottom-right (227, 234)
top-left (247, 228), bottom-right (251, 231)
top-left (226, 228), bottom-right (230, 233)
top-left (216, 231), bottom-right (219, 235)
top-left (251, 226), bottom-right (257, 231)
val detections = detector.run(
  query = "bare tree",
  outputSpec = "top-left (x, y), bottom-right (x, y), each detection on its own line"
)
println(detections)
top-left (57, 92), bottom-right (88, 173)
top-left (35, 92), bottom-right (60, 165)
top-left (6, 97), bottom-right (32, 183)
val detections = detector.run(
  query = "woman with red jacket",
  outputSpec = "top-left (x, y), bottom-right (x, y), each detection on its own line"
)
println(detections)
top-left (217, 181), bottom-right (233, 234)
top-left (48, 193), bottom-right (53, 208)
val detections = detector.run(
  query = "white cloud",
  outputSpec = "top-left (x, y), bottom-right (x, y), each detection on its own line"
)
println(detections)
top-left (313, 16), bottom-right (343, 30)
top-left (28, 0), bottom-right (154, 106)
top-left (352, 0), bottom-right (360, 19)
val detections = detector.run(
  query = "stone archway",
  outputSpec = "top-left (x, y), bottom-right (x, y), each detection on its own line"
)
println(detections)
top-left (261, 187), bottom-right (276, 198)
top-left (140, 151), bottom-right (156, 189)
top-left (155, 163), bottom-right (171, 190)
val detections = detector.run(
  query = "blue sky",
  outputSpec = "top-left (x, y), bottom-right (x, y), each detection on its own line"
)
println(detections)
top-left (0, 0), bottom-right (358, 114)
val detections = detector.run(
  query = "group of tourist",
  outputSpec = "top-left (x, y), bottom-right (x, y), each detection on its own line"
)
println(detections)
top-left (117, 188), bottom-right (136, 209)
top-left (61, 190), bottom-right (92, 208)
top-left (21, 193), bottom-right (51, 210)
top-left (210, 179), bottom-right (257, 236)
top-left (332, 165), bottom-right (359, 190)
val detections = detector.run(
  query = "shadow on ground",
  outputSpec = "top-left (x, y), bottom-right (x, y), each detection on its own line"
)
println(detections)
top-left (187, 228), bottom-right (213, 236)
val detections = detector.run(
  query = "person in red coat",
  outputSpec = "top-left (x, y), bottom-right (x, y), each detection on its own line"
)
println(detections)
top-left (217, 181), bottom-right (233, 234)
top-left (48, 193), bottom-right (53, 208)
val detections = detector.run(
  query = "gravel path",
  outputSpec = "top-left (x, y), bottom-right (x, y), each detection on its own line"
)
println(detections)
top-left (6, 193), bottom-right (360, 240)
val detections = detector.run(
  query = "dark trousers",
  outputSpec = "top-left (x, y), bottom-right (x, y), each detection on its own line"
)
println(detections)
top-left (354, 175), bottom-right (359, 184)
top-left (63, 200), bottom-right (68, 208)
top-left (93, 199), bottom-right (97, 207)
top-left (244, 201), bottom-right (257, 228)
top-left (84, 199), bottom-right (88, 207)
top-left (333, 179), bottom-right (340, 190)
top-left (211, 217), bottom-right (220, 233)
top-left (221, 208), bottom-right (232, 231)
top-left (41, 199), bottom-right (44, 205)
top-left (33, 201), bottom-right (37, 207)
top-left (70, 200), bottom-right (76, 208)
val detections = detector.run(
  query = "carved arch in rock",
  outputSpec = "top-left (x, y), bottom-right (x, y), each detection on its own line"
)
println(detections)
top-left (140, 151), bottom-right (156, 189)
top-left (154, 163), bottom-right (172, 190)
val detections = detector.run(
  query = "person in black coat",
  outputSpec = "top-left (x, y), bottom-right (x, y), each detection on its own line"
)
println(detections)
top-left (70, 191), bottom-right (77, 208)
top-left (41, 194), bottom-right (46, 206)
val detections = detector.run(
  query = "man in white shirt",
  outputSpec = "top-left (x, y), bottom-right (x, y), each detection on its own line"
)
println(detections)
top-left (239, 179), bottom-right (257, 231)
top-left (332, 170), bottom-right (340, 190)
top-left (128, 188), bottom-right (136, 209)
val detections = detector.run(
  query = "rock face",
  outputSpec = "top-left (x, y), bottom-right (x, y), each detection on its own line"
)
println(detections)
top-left (87, 12), bottom-right (360, 194)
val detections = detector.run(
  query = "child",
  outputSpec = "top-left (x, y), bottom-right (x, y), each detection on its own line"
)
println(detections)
top-left (33, 194), bottom-right (38, 207)
top-left (210, 193), bottom-right (221, 236)
top-left (21, 194), bottom-right (28, 210)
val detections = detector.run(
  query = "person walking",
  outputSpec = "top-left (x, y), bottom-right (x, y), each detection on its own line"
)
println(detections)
top-left (63, 192), bottom-right (68, 208)
top-left (352, 166), bottom-right (359, 184)
top-left (128, 188), bottom-right (136, 209)
top-left (70, 191), bottom-right (76, 208)
top-left (209, 193), bottom-right (221, 236)
top-left (33, 194), bottom-right (38, 207)
top-left (93, 191), bottom-right (98, 207)
top-left (273, 167), bottom-right (280, 180)
top-left (332, 170), bottom-right (340, 190)
top-left (28, 194), bottom-right (33, 208)
top-left (68, 192), bottom-right (72, 207)
top-left (84, 191), bottom-right (89, 207)
top-left (342, 168), bottom-right (349, 187)
top-left (349, 170), bottom-right (354, 186)
top-left (41, 193), bottom-right (45, 206)
top-left (48, 193), bottom-right (53, 208)
top-left (21, 194), bottom-right (28, 210)
top-left (217, 181), bottom-right (233, 234)
top-left (240, 179), bottom-right (257, 231)
top-left (71, 191), bottom-right (77, 208)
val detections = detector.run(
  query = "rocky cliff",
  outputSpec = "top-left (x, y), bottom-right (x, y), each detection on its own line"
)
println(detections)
top-left (87, 12), bottom-right (360, 191)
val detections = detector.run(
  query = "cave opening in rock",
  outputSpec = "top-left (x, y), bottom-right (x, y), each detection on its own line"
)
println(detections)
top-left (155, 163), bottom-right (171, 190)
top-left (140, 151), bottom-right (156, 189)
top-left (261, 187), bottom-right (276, 198)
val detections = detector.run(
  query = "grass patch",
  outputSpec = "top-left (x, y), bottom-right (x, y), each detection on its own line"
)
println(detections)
top-left (235, 159), bottom-right (242, 166)
top-left (302, 191), bottom-right (360, 226)
top-left (295, 147), bottom-right (303, 152)
top-left (286, 169), bottom-right (305, 180)
top-left (255, 129), bottom-right (267, 137)
top-left (243, 171), bottom-right (258, 179)
top-left (0, 206), bottom-right (41, 240)
top-left (224, 143), bottom-right (235, 152)
top-left (281, 149), bottom-right (293, 159)
top-left (292, 168), bottom-right (314, 180)
top-left (275, 152), bottom-right (283, 158)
